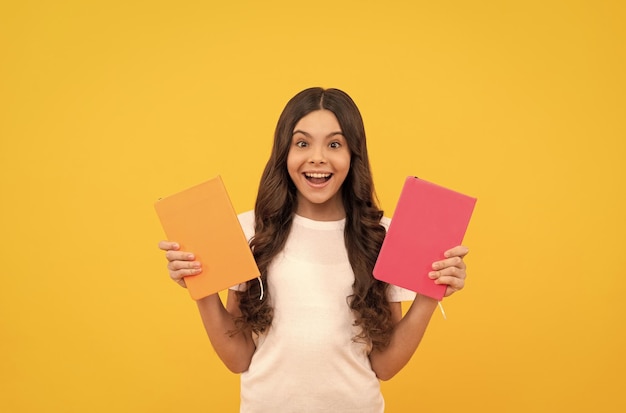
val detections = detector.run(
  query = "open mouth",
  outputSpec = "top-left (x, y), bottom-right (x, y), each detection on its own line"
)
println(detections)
top-left (304, 172), bottom-right (332, 185)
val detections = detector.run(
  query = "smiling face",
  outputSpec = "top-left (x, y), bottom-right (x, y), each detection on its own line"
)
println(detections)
top-left (287, 109), bottom-right (351, 221)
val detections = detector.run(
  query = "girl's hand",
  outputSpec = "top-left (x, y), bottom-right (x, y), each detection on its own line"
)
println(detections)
top-left (429, 245), bottom-right (469, 298)
top-left (158, 241), bottom-right (203, 288)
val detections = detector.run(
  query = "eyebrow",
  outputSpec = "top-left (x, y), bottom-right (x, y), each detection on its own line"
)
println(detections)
top-left (292, 130), bottom-right (344, 139)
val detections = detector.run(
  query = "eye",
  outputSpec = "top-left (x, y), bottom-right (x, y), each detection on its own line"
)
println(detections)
top-left (295, 140), bottom-right (308, 148)
top-left (329, 141), bottom-right (342, 149)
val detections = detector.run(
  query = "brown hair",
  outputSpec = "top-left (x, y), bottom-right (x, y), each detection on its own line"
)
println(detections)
top-left (235, 87), bottom-right (393, 350)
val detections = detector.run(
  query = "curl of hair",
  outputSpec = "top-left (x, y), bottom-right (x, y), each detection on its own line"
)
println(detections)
top-left (235, 88), bottom-right (393, 351)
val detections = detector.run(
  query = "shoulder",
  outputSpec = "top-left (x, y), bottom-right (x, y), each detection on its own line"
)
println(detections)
top-left (237, 210), bottom-right (255, 241)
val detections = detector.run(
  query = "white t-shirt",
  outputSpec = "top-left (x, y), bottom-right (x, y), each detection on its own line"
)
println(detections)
top-left (232, 211), bottom-right (415, 413)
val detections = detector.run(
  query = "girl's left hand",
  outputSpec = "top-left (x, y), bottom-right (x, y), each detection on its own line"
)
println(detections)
top-left (429, 245), bottom-right (469, 297)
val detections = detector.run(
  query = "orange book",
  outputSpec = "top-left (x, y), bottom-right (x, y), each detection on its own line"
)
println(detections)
top-left (373, 177), bottom-right (477, 301)
top-left (154, 176), bottom-right (260, 300)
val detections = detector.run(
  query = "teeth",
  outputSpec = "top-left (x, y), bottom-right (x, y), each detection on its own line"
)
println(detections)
top-left (305, 173), bottom-right (331, 178)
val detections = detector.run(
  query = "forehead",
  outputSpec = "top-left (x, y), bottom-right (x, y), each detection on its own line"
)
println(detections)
top-left (293, 110), bottom-right (342, 133)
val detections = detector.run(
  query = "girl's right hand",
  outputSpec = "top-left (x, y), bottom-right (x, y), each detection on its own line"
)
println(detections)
top-left (158, 241), bottom-right (203, 288)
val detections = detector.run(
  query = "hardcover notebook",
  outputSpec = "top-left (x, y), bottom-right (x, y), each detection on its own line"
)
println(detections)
top-left (373, 177), bottom-right (477, 301)
top-left (154, 176), bottom-right (260, 300)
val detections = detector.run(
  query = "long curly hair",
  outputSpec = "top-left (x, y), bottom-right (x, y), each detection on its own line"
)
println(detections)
top-left (235, 87), bottom-right (393, 351)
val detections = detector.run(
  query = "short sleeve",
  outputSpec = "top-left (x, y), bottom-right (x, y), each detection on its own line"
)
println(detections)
top-left (386, 284), bottom-right (416, 302)
top-left (229, 282), bottom-right (247, 292)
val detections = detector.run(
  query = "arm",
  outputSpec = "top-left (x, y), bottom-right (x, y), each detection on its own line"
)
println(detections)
top-left (158, 241), bottom-right (256, 373)
top-left (369, 245), bottom-right (469, 381)
top-left (196, 290), bottom-right (256, 373)
top-left (369, 296), bottom-right (438, 381)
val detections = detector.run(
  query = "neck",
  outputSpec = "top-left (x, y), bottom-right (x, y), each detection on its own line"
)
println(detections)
top-left (295, 197), bottom-right (346, 221)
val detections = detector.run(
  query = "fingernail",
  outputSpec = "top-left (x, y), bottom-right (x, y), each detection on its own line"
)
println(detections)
top-left (193, 262), bottom-right (201, 268)
top-left (428, 271), bottom-right (438, 279)
top-left (187, 254), bottom-right (195, 260)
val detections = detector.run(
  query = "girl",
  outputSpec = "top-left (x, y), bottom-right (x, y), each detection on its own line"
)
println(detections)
top-left (159, 87), bottom-right (468, 412)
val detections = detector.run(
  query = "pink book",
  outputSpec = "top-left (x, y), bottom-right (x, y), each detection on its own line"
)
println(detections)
top-left (373, 177), bottom-right (477, 301)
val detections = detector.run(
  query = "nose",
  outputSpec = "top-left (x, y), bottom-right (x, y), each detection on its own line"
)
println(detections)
top-left (308, 145), bottom-right (326, 164)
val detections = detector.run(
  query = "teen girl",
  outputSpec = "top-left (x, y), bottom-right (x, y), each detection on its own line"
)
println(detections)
top-left (158, 87), bottom-right (469, 412)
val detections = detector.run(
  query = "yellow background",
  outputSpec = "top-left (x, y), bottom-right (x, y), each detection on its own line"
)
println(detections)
top-left (1, 1), bottom-right (624, 412)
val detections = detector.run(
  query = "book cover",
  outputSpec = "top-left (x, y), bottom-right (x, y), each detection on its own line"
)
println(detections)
top-left (154, 176), bottom-right (260, 300)
top-left (373, 177), bottom-right (476, 301)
